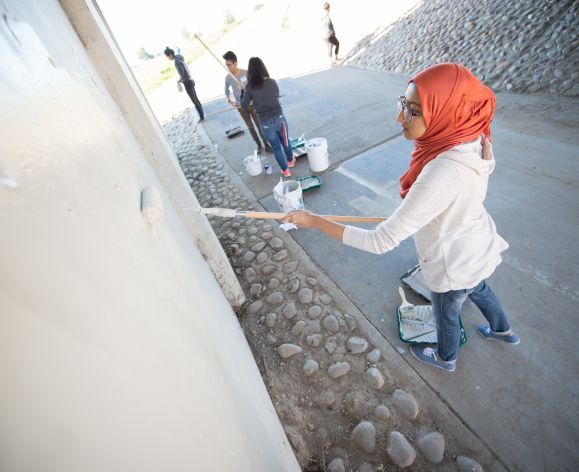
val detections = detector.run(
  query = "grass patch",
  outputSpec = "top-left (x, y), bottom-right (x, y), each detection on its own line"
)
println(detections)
top-left (142, 19), bottom-right (246, 93)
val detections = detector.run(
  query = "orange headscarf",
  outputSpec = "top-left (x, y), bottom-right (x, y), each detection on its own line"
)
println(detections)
top-left (399, 63), bottom-right (495, 198)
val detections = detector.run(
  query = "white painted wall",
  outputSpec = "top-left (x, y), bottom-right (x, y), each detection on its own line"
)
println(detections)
top-left (0, 1), bottom-right (299, 471)
top-left (60, 0), bottom-right (245, 308)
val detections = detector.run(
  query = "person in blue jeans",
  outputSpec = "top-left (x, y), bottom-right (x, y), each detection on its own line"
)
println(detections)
top-left (430, 280), bottom-right (518, 370)
top-left (240, 57), bottom-right (295, 177)
top-left (282, 63), bottom-right (520, 373)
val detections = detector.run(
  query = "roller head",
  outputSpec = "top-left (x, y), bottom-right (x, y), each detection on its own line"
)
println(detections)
top-left (141, 186), bottom-right (164, 224)
top-left (200, 207), bottom-right (237, 218)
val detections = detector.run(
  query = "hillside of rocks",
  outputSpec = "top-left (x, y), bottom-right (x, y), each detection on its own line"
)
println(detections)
top-left (348, 0), bottom-right (578, 96)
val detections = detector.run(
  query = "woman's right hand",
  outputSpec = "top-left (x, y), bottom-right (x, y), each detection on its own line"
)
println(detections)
top-left (282, 210), bottom-right (318, 229)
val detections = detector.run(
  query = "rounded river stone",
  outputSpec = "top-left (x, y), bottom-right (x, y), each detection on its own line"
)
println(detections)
top-left (365, 367), bottom-right (385, 389)
top-left (328, 362), bottom-right (351, 379)
top-left (298, 287), bottom-right (313, 304)
top-left (303, 359), bottom-right (319, 376)
top-left (387, 431), bottom-right (416, 468)
top-left (322, 315), bottom-right (340, 333)
top-left (347, 336), bottom-right (369, 354)
top-left (375, 405), bottom-right (391, 420)
top-left (307, 305), bottom-right (322, 318)
top-left (266, 291), bottom-right (284, 306)
top-left (392, 389), bottom-right (419, 419)
top-left (278, 343), bottom-right (303, 359)
top-left (351, 421), bottom-right (376, 453)
top-left (417, 431), bottom-right (445, 464)
top-left (282, 302), bottom-right (298, 319)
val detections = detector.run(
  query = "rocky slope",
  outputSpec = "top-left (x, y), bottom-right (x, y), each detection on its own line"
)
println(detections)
top-left (348, 0), bottom-right (578, 96)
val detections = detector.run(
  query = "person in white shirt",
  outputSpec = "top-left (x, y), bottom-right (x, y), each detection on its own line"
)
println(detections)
top-left (284, 63), bottom-right (520, 372)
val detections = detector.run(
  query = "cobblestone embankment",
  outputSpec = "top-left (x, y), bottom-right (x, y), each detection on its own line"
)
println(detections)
top-left (347, 0), bottom-right (578, 97)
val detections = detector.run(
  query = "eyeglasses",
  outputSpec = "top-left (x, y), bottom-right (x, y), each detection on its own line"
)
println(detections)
top-left (397, 96), bottom-right (423, 123)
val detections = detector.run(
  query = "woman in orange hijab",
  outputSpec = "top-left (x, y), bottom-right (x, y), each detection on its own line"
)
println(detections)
top-left (285, 63), bottom-right (520, 372)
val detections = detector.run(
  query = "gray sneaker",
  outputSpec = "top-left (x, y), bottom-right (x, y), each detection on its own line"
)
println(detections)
top-left (410, 345), bottom-right (456, 372)
top-left (476, 324), bottom-right (520, 345)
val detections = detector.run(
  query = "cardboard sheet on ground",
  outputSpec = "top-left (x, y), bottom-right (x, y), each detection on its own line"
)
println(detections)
top-left (397, 287), bottom-right (467, 345)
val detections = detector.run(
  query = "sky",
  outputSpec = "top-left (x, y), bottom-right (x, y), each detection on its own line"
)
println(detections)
top-left (97, 0), bottom-right (275, 65)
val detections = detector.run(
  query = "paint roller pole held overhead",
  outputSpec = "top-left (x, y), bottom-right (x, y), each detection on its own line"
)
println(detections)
top-left (194, 34), bottom-right (244, 88)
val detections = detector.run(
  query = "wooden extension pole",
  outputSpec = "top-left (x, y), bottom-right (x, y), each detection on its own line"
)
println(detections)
top-left (242, 210), bottom-right (385, 223)
top-left (194, 34), bottom-right (244, 88)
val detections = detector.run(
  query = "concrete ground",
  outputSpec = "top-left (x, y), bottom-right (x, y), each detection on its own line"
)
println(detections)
top-left (200, 65), bottom-right (579, 472)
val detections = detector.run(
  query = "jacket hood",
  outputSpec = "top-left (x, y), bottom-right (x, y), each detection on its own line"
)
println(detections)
top-left (438, 137), bottom-right (495, 176)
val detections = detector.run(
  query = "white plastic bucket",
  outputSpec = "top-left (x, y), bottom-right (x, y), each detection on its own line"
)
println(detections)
top-left (243, 152), bottom-right (262, 176)
top-left (273, 180), bottom-right (304, 213)
top-left (306, 137), bottom-right (329, 172)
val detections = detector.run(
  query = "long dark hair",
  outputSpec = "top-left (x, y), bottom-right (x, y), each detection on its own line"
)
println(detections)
top-left (247, 57), bottom-right (269, 89)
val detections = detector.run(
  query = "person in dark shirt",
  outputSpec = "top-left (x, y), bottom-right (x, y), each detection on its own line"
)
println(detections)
top-left (240, 57), bottom-right (295, 177)
top-left (322, 3), bottom-right (340, 64)
top-left (164, 47), bottom-right (204, 121)
top-left (223, 51), bottom-right (271, 154)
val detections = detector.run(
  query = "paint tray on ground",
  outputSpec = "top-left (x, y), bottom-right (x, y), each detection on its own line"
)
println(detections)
top-left (397, 287), bottom-right (467, 345)
top-left (290, 137), bottom-right (307, 158)
top-left (401, 263), bottom-right (431, 301)
top-left (225, 126), bottom-right (244, 138)
top-left (296, 175), bottom-right (323, 192)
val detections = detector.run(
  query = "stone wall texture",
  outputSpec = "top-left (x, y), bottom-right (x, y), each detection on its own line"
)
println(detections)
top-left (348, 0), bottom-right (578, 96)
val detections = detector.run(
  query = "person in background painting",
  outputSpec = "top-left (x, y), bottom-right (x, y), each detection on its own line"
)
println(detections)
top-left (284, 63), bottom-right (520, 372)
top-left (223, 51), bottom-right (272, 154)
top-left (240, 57), bottom-right (295, 177)
top-left (164, 47), bottom-right (204, 122)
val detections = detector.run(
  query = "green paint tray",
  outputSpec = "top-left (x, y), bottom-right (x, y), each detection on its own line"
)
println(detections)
top-left (290, 136), bottom-right (307, 159)
top-left (297, 175), bottom-right (323, 192)
top-left (397, 287), bottom-right (467, 345)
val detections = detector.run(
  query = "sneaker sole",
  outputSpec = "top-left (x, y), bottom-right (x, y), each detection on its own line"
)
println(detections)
top-left (410, 347), bottom-right (456, 373)
top-left (476, 327), bottom-right (520, 345)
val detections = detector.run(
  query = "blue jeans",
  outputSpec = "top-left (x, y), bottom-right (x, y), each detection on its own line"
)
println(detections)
top-left (431, 280), bottom-right (511, 361)
top-left (259, 115), bottom-right (293, 171)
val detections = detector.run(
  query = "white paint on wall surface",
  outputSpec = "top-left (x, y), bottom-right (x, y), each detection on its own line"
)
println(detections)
top-left (0, 1), bottom-right (298, 471)
top-left (60, 0), bottom-right (245, 307)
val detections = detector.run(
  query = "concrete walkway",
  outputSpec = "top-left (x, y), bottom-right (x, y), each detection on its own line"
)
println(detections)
top-left (201, 65), bottom-right (579, 472)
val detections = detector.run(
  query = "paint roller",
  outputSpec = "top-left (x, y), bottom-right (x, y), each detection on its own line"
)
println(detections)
top-left (140, 187), bottom-right (387, 224)
top-left (194, 34), bottom-right (244, 88)
top-left (198, 207), bottom-right (386, 223)
top-left (141, 186), bottom-right (164, 224)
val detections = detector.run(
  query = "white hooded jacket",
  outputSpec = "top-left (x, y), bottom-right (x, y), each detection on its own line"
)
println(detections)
top-left (342, 137), bottom-right (508, 293)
